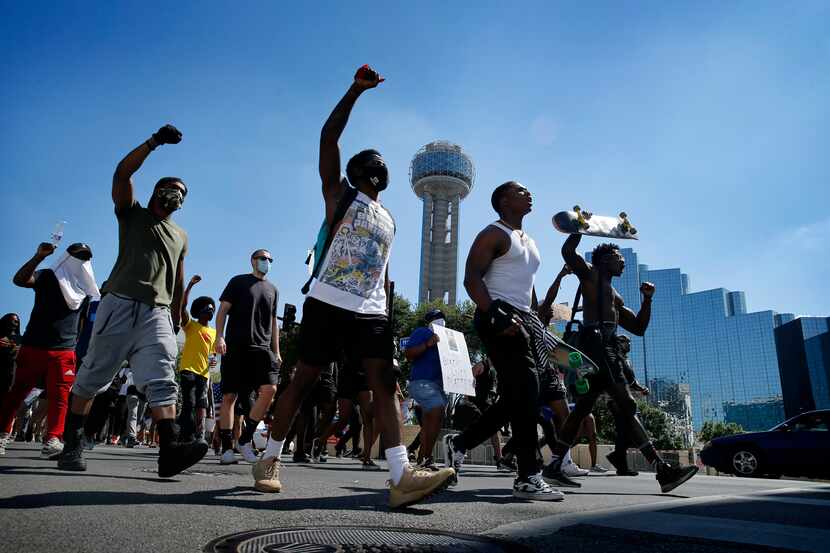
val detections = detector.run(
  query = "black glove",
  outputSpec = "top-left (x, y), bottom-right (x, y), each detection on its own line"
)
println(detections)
top-left (487, 299), bottom-right (518, 335)
top-left (152, 124), bottom-right (182, 145)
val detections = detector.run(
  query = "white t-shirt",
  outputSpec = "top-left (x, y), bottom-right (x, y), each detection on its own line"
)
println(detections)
top-left (308, 191), bottom-right (395, 315)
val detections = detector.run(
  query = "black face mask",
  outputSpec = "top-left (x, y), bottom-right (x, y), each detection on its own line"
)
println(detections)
top-left (363, 164), bottom-right (389, 192)
top-left (199, 308), bottom-right (215, 319)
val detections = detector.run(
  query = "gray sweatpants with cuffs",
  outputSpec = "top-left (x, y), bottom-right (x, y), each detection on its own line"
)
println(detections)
top-left (73, 294), bottom-right (178, 408)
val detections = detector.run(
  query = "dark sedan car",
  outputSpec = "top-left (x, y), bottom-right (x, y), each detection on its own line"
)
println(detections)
top-left (700, 410), bottom-right (830, 478)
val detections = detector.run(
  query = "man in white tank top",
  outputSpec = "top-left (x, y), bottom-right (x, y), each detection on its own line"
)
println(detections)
top-left (443, 181), bottom-right (564, 501)
top-left (251, 65), bottom-right (454, 508)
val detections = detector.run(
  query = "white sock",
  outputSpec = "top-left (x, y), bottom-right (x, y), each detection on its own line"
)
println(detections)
top-left (386, 445), bottom-right (409, 485)
top-left (564, 450), bottom-right (573, 465)
top-left (263, 438), bottom-right (284, 461)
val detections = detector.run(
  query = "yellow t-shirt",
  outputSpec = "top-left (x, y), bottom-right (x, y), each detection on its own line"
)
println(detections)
top-left (179, 320), bottom-right (216, 378)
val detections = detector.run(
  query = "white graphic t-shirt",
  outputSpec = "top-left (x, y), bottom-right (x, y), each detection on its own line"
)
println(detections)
top-left (308, 191), bottom-right (395, 314)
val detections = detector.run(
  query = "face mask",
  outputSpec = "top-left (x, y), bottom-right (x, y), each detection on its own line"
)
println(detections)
top-left (431, 318), bottom-right (446, 327)
top-left (363, 164), bottom-right (389, 192)
top-left (256, 259), bottom-right (271, 275)
top-left (199, 307), bottom-right (215, 319)
top-left (157, 188), bottom-right (184, 212)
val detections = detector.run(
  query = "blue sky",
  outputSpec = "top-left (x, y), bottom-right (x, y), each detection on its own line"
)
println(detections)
top-left (2, 1), bottom-right (828, 327)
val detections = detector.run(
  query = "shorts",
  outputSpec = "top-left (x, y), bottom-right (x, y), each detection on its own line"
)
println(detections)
top-left (335, 361), bottom-right (370, 401)
top-left (179, 371), bottom-right (209, 409)
top-left (408, 379), bottom-right (447, 411)
top-left (220, 346), bottom-right (278, 395)
top-left (306, 362), bottom-right (337, 406)
top-left (579, 324), bottom-right (627, 392)
top-left (72, 294), bottom-right (178, 408)
top-left (538, 367), bottom-right (566, 403)
top-left (298, 297), bottom-right (394, 366)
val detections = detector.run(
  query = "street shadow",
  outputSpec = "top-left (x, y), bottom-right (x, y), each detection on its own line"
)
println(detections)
top-left (0, 467), bottom-right (173, 484)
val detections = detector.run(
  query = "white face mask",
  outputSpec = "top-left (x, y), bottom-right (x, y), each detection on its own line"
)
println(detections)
top-left (431, 318), bottom-right (446, 327)
top-left (256, 259), bottom-right (271, 275)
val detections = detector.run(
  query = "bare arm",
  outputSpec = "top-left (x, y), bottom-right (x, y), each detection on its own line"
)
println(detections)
top-left (180, 275), bottom-right (201, 327)
top-left (617, 283), bottom-right (654, 336)
top-left (113, 125), bottom-right (182, 211)
top-left (538, 265), bottom-right (572, 324)
top-left (319, 66), bottom-right (384, 221)
top-left (13, 243), bottom-right (55, 288)
top-left (404, 333), bottom-right (439, 361)
top-left (463, 227), bottom-right (510, 312)
top-left (562, 234), bottom-right (591, 280)
top-left (214, 300), bottom-right (231, 355)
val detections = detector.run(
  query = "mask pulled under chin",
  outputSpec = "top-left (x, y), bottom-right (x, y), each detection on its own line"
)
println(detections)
top-left (157, 189), bottom-right (184, 212)
top-left (256, 259), bottom-right (271, 275)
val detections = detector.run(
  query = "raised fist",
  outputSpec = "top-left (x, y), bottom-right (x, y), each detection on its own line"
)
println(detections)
top-left (152, 124), bottom-right (182, 145)
top-left (354, 65), bottom-right (385, 90)
top-left (36, 242), bottom-right (56, 258)
top-left (189, 275), bottom-right (202, 286)
top-left (640, 282), bottom-right (656, 299)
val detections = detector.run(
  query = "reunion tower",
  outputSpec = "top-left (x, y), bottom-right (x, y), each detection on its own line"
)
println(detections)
top-left (410, 141), bottom-right (475, 305)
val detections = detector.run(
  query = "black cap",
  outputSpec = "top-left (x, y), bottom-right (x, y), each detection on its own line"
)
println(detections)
top-left (424, 309), bottom-right (445, 324)
top-left (67, 243), bottom-right (92, 260)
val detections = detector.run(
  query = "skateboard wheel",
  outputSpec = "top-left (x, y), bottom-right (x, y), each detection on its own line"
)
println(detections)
top-left (568, 351), bottom-right (583, 368)
top-left (619, 212), bottom-right (627, 219)
top-left (630, 227), bottom-right (637, 235)
top-left (573, 205), bottom-right (581, 212)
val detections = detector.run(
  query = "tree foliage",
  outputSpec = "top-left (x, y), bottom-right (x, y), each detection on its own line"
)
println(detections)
top-left (699, 421), bottom-right (744, 443)
top-left (594, 397), bottom-right (686, 450)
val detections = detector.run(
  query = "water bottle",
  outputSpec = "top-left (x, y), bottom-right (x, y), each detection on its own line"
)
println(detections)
top-left (51, 220), bottom-right (66, 247)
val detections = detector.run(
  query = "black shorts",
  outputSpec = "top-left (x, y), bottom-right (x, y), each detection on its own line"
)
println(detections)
top-left (298, 297), bottom-right (394, 366)
top-left (306, 363), bottom-right (337, 406)
top-left (538, 367), bottom-right (567, 403)
top-left (335, 361), bottom-right (370, 401)
top-left (220, 347), bottom-right (279, 395)
top-left (179, 371), bottom-right (209, 409)
top-left (579, 325), bottom-right (627, 391)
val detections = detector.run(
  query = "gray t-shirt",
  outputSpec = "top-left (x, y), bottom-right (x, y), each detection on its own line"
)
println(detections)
top-left (103, 201), bottom-right (188, 307)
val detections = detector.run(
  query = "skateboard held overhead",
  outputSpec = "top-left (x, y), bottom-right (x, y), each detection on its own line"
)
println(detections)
top-left (553, 206), bottom-right (638, 239)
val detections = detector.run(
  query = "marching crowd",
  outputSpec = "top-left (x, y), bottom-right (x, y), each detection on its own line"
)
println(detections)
top-left (1, 64), bottom-right (698, 511)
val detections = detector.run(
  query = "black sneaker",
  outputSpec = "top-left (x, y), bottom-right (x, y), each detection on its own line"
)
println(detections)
top-left (496, 456), bottom-right (518, 473)
top-left (157, 440), bottom-right (209, 478)
top-left (361, 458), bottom-right (382, 471)
top-left (57, 439), bottom-right (87, 472)
top-left (293, 452), bottom-right (313, 463)
top-left (513, 473), bottom-right (565, 501)
top-left (541, 460), bottom-right (582, 488)
top-left (318, 449), bottom-right (328, 463)
top-left (656, 463), bottom-right (698, 493)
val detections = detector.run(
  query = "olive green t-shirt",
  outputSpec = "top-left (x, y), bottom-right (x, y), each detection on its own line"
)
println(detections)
top-left (102, 201), bottom-right (188, 307)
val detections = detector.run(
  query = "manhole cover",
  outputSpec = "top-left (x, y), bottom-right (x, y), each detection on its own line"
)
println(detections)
top-left (204, 526), bottom-right (529, 553)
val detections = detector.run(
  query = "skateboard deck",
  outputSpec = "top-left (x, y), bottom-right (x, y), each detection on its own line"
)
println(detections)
top-left (553, 206), bottom-right (638, 240)
top-left (546, 331), bottom-right (599, 378)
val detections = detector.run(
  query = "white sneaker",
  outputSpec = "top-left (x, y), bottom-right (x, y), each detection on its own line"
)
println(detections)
top-left (590, 464), bottom-right (609, 473)
top-left (220, 449), bottom-right (239, 465)
top-left (41, 437), bottom-right (64, 458)
top-left (513, 473), bottom-right (565, 501)
top-left (0, 432), bottom-right (9, 455)
top-left (239, 442), bottom-right (259, 464)
top-left (563, 459), bottom-right (589, 477)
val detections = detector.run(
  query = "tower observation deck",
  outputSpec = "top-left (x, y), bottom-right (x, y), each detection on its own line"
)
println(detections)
top-left (410, 141), bottom-right (474, 305)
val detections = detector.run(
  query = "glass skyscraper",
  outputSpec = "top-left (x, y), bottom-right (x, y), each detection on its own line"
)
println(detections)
top-left (774, 317), bottom-right (830, 417)
top-left (586, 248), bottom-right (791, 431)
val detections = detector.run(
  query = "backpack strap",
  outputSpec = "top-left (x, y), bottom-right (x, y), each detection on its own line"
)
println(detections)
top-left (301, 184), bottom-right (358, 294)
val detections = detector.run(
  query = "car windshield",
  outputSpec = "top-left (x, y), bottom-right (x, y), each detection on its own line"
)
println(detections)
top-left (770, 412), bottom-right (830, 431)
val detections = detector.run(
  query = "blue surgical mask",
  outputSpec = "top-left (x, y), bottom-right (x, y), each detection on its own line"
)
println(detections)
top-left (256, 259), bottom-right (271, 275)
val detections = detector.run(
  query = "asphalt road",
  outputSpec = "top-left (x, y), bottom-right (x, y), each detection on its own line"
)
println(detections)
top-left (1, 442), bottom-right (827, 552)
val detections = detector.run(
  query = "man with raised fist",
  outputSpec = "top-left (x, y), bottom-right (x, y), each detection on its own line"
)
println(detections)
top-left (57, 124), bottom-right (208, 478)
top-left (251, 65), bottom-right (455, 508)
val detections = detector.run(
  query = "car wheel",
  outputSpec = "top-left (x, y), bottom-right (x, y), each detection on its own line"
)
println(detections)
top-left (731, 447), bottom-right (762, 477)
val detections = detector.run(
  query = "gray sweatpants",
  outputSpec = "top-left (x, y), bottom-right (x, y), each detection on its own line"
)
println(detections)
top-left (73, 294), bottom-right (178, 408)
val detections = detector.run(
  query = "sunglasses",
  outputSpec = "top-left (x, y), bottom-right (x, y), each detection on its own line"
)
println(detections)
top-left (254, 256), bottom-right (273, 262)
